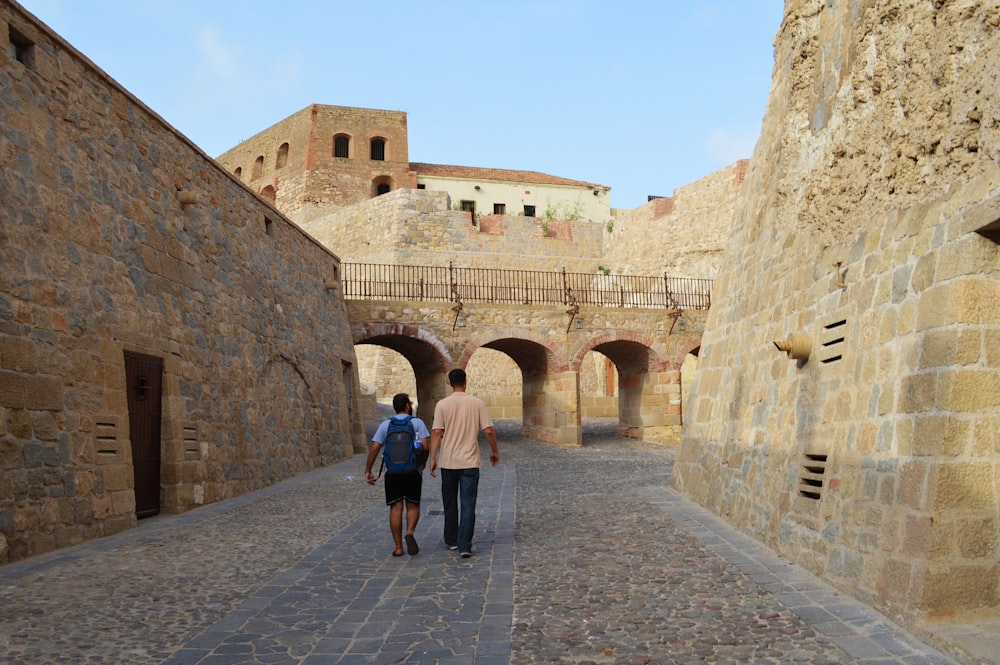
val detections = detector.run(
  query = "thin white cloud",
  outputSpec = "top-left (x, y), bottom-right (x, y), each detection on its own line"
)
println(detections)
top-left (705, 127), bottom-right (759, 165)
top-left (196, 24), bottom-right (240, 81)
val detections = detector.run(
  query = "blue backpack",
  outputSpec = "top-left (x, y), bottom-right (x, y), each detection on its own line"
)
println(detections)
top-left (381, 415), bottom-right (419, 475)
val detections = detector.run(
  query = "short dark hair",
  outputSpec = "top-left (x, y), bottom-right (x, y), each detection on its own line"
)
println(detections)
top-left (448, 368), bottom-right (467, 388)
top-left (392, 393), bottom-right (411, 413)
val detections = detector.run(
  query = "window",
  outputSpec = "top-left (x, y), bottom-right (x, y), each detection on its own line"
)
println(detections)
top-left (334, 135), bottom-right (350, 158)
top-left (252, 155), bottom-right (264, 180)
top-left (275, 143), bottom-right (289, 169)
top-left (234, 167), bottom-right (242, 180)
top-left (377, 183), bottom-right (391, 195)
top-left (493, 203), bottom-right (506, 215)
top-left (8, 26), bottom-right (35, 68)
top-left (417, 184), bottom-right (426, 190)
top-left (460, 200), bottom-right (476, 225)
top-left (370, 138), bottom-right (386, 161)
top-left (524, 205), bottom-right (536, 217)
top-left (260, 185), bottom-right (276, 203)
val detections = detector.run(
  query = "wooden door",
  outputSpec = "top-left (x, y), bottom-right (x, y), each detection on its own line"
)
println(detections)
top-left (124, 352), bottom-right (162, 518)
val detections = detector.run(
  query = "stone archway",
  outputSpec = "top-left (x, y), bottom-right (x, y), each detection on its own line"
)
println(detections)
top-left (457, 332), bottom-right (579, 446)
top-left (353, 323), bottom-right (453, 425)
top-left (572, 331), bottom-right (677, 444)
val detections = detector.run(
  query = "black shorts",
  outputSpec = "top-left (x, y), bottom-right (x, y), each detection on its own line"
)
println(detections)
top-left (384, 471), bottom-right (422, 505)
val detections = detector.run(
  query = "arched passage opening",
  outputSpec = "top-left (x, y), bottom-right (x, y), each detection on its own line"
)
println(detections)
top-left (460, 334), bottom-right (578, 446)
top-left (353, 328), bottom-right (451, 426)
top-left (578, 349), bottom-right (618, 418)
top-left (576, 335), bottom-right (678, 444)
top-left (464, 348), bottom-right (521, 418)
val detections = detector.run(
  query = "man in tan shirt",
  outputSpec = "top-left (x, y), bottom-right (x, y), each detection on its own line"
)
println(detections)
top-left (428, 368), bottom-right (500, 558)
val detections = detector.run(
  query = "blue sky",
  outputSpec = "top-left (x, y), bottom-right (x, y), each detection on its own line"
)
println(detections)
top-left (17, 0), bottom-right (784, 210)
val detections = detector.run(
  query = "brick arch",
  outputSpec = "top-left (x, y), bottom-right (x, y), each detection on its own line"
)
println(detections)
top-left (456, 330), bottom-right (569, 375)
top-left (372, 175), bottom-right (394, 197)
top-left (352, 322), bottom-right (453, 373)
top-left (352, 323), bottom-right (455, 424)
top-left (570, 329), bottom-right (670, 373)
top-left (671, 336), bottom-right (704, 370)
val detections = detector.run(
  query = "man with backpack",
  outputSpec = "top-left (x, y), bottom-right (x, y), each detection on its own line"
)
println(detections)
top-left (365, 393), bottom-right (430, 557)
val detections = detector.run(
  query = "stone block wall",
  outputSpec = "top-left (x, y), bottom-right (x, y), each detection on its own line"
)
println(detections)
top-left (671, 0), bottom-right (1000, 637)
top-left (604, 160), bottom-right (748, 279)
top-left (298, 189), bottom-right (605, 272)
top-left (0, 1), bottom-right (362, 565)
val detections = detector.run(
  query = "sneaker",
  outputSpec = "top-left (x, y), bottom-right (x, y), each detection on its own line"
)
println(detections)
top-left (447, 544), bottom-right (458, 550)
top-left (460, 551), bottom-right (473, 558)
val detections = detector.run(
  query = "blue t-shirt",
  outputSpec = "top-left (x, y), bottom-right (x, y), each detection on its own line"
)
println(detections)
top-left (372, 415), bottom-right (430, 446)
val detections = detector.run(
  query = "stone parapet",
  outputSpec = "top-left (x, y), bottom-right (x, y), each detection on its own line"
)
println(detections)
top-left (604, 161), bottom-right (747, 279)
top-left (298, 189), bottom-right (605, 272)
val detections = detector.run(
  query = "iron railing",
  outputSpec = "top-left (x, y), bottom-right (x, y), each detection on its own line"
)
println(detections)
top-left (342, 263), bottom-right (712, 310)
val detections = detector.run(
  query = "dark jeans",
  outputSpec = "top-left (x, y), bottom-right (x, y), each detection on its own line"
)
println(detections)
top-left (440, 468), bottom-right (479, 553)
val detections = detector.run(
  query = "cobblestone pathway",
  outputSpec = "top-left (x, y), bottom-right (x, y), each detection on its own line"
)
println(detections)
top-left (0, 418), bottom-right (961, 664)
top-left (507, 422), bottom-right (953, 664)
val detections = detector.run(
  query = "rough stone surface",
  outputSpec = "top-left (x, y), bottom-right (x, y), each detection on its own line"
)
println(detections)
top-left (672, 0), bottom-right (1000, 632)
top-left (0, 1), bottom-right (362, 565)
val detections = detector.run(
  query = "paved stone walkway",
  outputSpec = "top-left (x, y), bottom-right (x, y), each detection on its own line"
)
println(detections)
top-left (0, 419), bottom-right (966, 664)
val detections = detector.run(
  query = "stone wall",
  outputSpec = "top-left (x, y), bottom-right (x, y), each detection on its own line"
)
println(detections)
top-left (604, 160), bottom-right (748, 279)
top-left (0, 1), bottom-right (363, 565)
top-left (671, 0), bottom-right (1000, 642)
top-left (298, 188), bottom-right (605, 272)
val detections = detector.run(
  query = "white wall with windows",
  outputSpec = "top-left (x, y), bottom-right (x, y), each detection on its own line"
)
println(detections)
top-left (416, 175), bottom-right (611, 225)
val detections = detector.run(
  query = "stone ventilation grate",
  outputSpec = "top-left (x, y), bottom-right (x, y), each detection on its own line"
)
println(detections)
top-left (184, 426), bottom-right (199, 457)
top-left (799, 453), bottom-right (828, 500)
top-left (819, 319), bottom-right (846, 364)
top-left (96, 421), bottom-right (118, 456)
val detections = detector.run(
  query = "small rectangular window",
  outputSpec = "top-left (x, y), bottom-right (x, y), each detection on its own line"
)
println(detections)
top-left (493, 203), bottom-right (506, 215)
top-left (524, 205), bottom-right (536, 217)
top-left (370, 139), bottom-right (385, 161)
top-left (417, 183), bottom-right (426, 190)
top-left (9, 26), bottom-right (35, 68)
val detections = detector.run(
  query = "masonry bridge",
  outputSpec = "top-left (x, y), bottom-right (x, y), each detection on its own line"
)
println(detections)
top-left (343, 264), bottom-right (712, 446)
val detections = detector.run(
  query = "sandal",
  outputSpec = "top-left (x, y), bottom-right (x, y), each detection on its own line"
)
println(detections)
top-left (405, 534), bottom-right (419, 556)
top-left (392, 548), bottom-right (405, 557)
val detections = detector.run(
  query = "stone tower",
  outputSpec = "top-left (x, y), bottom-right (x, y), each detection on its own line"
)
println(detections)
top-left (216, 104), bottom-right (417, 220)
